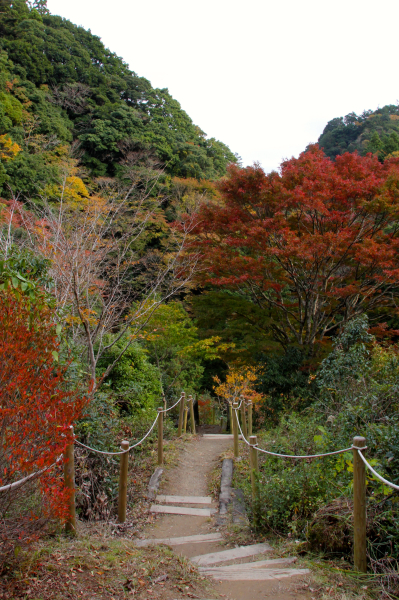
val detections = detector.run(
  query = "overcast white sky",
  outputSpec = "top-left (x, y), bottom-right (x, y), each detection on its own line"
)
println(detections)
top-left (47, 0), bottom-right (399, 173)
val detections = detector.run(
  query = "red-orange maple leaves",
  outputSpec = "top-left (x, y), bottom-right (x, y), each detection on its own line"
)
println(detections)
top-left (189, 145), bottom-right (399, 353)
top-left (0, 293), bottom-right (86, 524)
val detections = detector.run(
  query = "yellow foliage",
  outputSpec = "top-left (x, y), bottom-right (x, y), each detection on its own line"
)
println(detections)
top-left (0, 134), bottom-right (21, 162)
top-left (213, 366), bottom-right (264, 406)
top-left (44, 173), bottom-right (89, 205)
top-left (64, 176), bottom-right (89, 203)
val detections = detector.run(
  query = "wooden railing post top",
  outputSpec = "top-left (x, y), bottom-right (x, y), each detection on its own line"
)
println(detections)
top-left (233, 401), bottom-right (238, 408)
top-left (353, 436), bottom-right (366, 447)
top-left (120, 440), bottom-right (129, 450)
top-left (181, 391), bottom-right (186, 397)
top-left (157, 406), bottom-right (163, 412)
top-left (249, 435), bottom-right (257, 444)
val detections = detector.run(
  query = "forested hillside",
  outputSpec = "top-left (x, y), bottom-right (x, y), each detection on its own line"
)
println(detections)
top-left (2, 3), bottom-right (399, 598)
top-left (0, 0), bottom-right (236, 198)
top-left (318, 103), bottom-right (399, 160)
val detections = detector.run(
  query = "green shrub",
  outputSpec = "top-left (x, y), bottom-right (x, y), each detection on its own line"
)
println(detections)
top-left (238, 317), bottom-right (399, 566)
top-left (97, 334), bottom-right (162, 422)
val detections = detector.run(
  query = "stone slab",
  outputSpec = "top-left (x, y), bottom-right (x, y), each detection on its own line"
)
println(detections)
top-left (219, 458), bottom-right (233, 517)
top-left (134, 532), bottom-right (223, 547)
top-left (192, 542), bottom-right (272, 566)
top-left (156, 494), bottom-right (212, 505)
top-left (202, 434), bottom-right (242, 439)
top-left (150, 504), bottom-right (216, 517)
top-left (199, 567), bottom-right (310, 581)
top-left (147, 466), bottom-right (163, 500)
top-left (198, 557), bottom-right (297, 569)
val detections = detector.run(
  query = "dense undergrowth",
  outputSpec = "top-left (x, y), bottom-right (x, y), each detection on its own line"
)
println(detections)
top-left (233, 317), bottom-right (399, 597)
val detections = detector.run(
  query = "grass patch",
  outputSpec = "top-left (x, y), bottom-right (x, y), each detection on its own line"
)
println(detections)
top-left (0, 533), bottom-right (212, 600)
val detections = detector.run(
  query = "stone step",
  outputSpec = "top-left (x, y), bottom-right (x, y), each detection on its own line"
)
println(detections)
top-left (191, 542), bottom-right (272, 566)
top-left (199, 557), bottom-right (297, 570)
top-left (199, 566), bottom-right (310, 581)
top-left (134, 532), bottom-right (223, 547)
top-left (202, 434), bottom-right (242, 439)
top-left (150, 504), bottom-right (216, 517)
top-left (156, 494), bottom-right (213, 505)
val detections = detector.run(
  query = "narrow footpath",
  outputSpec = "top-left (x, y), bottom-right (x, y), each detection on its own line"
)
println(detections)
top-left (136, 433), bottom-right (312, 600)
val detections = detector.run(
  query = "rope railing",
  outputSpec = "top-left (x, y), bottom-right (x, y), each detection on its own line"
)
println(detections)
top-left (233, 404), bottom-right (396, 482)
top-left (230, 402), bottom-right (398, 575)
top-left (74, 413), bottom-right (160, 455)
top-left (159, 395), bottom-right (182, 413)
top-left (358, 450), bottom-right (399, 491)
top-left (0, 455), bottom-right (63, 494)
top-left (73, 393), bottom-right (184, 456)
top-left (63, 392), bottom-right (188, 532)
top-left (233, 409), bottom-right (353, 458)
top-left (0, 392), bottom-right (187, 537)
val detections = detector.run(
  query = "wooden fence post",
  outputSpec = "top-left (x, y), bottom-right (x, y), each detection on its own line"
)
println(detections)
top-left (240, 400), bottom-right (248, 440)
top-left (64, 427), bottom-right (76, 535)
top-left (178, 392), bottom-right (185, 436)
top-left (183, 406), bottom-right (188, 433)
top-left (248, 401), bottom-right (253, 437)
top-left (233, 402), bottom-right (239, 458)
top-left (249, 435), bottom-right (259, 524)
top-left (158, 408), bottom-right (163, 466)
top-left (353, 436), bottom-right (367, 573)
top-left (118, 440), bottom-right (130, 524)
top-left (229, 402), bottom-right (233, 433)
top-left (189, 395), bottom-right (196, 434)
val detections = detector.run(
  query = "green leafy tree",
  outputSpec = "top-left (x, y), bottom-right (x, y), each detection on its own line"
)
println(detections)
top-left (98, 334), bottom-right (162, 420)
top-left (366, 130), bottom-right (384, 155)
top-left (140, 302), bottom-right (225, 401)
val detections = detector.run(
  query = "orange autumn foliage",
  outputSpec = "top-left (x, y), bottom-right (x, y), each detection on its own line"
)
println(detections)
top-left (0, 292), bottom-right (86, 556)
top-left (213, 367), bottom-right (264, 407)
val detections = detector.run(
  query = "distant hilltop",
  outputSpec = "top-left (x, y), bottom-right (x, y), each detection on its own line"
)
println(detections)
top-left (318, 104), bottom-right (399, 161)
top-left (0, 0), bottom-right (236, 198)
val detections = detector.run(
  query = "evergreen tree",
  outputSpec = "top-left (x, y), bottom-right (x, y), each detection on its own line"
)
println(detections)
top-left (28, 0), bottom-right (49, 14)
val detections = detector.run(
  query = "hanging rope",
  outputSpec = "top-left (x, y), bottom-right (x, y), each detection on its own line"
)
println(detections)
top-left (159, 396), bottom-right (182, 413)
top-left (357, 450), bottom-right (399, 491)
top-left (0, 455), bottom-right (63, 493)
top-left (233, 405), bottom-right (353, 459)
top-left (74, 413), bottom-right (160, 455)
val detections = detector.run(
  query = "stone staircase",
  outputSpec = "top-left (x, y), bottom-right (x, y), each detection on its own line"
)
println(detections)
top-left (144, 493), bottom-right (309, 585)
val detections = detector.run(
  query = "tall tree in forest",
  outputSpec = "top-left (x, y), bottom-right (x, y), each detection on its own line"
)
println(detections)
top-left (15, 162), bottom-right (199, 392)
top-left (189, 146), bottom-right (399, 356)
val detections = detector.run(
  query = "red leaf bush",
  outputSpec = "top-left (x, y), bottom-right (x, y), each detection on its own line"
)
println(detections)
top-left (0, 292), bottom-right (85, 562)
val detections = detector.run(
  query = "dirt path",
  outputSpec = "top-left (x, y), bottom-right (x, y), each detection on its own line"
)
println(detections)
top-left (141, 435), bottom-right (312, 600)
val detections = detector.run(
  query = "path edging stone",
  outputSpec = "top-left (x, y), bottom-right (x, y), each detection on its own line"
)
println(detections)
top-left (219, 458), bottom-right (233, 517)
top-left (218, 458), bottom-right (248, 524)
top-left (148, 466), bottom-right (164, 500)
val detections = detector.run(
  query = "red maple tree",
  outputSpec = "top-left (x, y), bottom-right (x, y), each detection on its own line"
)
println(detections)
top-left (189, 145), bottom-right (399, 355)
top-left (0, 291), bottom-right (86, 558)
